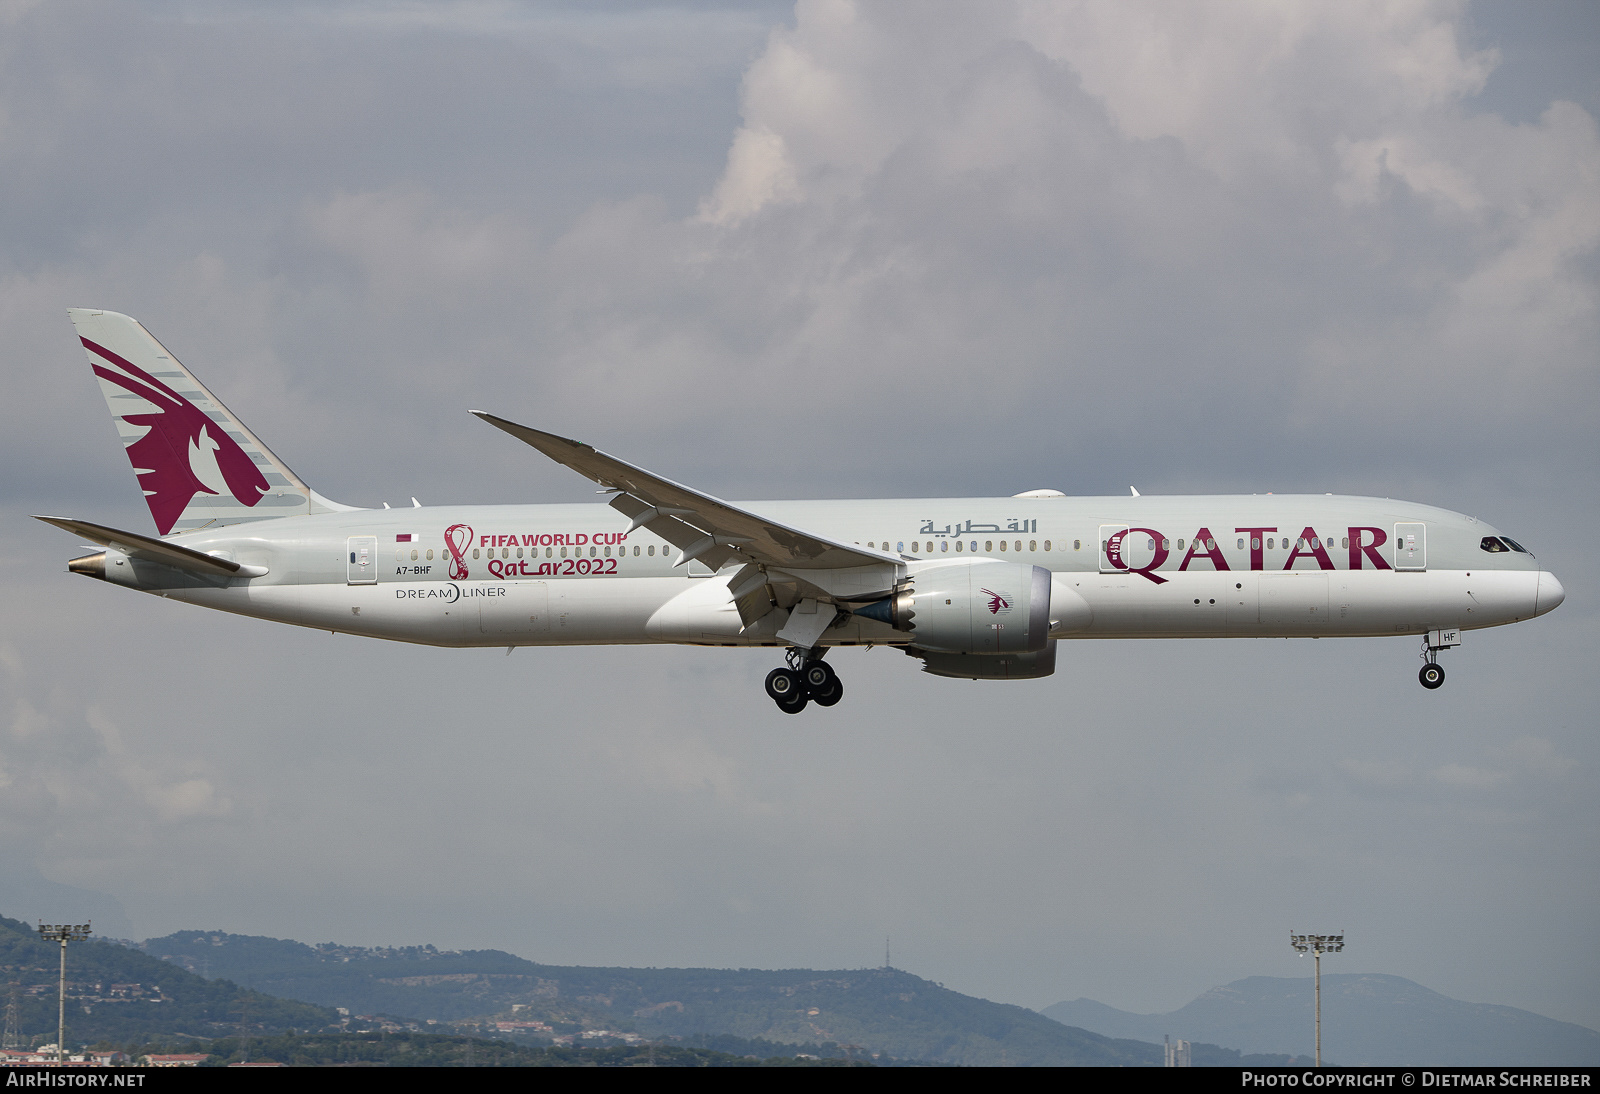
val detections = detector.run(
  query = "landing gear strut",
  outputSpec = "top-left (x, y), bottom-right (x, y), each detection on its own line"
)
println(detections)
top-left (1417, 628), bottom-right (1459, 690)
top-left (765, 648), bottom-right (843, 713)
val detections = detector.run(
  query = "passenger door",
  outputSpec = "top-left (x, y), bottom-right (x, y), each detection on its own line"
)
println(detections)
top-left (347, 536), bottom-right (377, 585)
top-left (1394, 523), bottom-right (1426, 571)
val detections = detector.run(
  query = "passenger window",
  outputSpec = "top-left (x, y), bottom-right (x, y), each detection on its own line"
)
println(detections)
top-left (897, 541), bottom-right (904, 552)
top-left (997, 540), bottom-right (1004, 552)
top-left (647, 545), bottom-right (654, 556)
top-left (1162, 538), bottom-right (1171, 550)
top-left (411, 549), bottom-right (418, 561)
top-left (941, 541), bottom-right (949, 552)
top-left (1045, 540), bottom-right (1052, 551)
top-left (1029, 540), bottom-right (1036, 552)
top-left (1206, 539), bottom-right (1215, 551)
top-left (633, 546), bottom-right (639, 556)
top-left (955, 541), bottom-right (964, 552)
top-left (605, 546), bottom-right (611, 557)
top-left (560, 547), bottom-right (567, 558)
top-left (426, 549), bottom-right (433, 560)
top-left (986, 540), bottom-right (994, 552)
top-left (473, 548), bottom-right (480, 559)
top-left (516, 547), bottom-right (523, 558)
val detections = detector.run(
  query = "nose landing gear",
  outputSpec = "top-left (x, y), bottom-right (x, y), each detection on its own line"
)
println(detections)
top-left (1417, 628), bottom-right (1459, 690)
top-left (765, 649), bottom-right (842, 713)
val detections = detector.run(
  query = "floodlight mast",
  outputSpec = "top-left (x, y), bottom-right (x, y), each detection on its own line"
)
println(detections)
top-left (1289, 932), bottom-right (1344, 1067)
top-left (37, 923), bottom-right (90, 1066)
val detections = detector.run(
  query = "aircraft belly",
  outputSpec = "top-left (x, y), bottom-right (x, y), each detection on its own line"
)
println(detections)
top-left (505, 576), bottom-right (671, 646)
top-left (1064, 569), bottom-right (1499, 638)
top-left (158, 568), bottom-right (1536, 648)
top-left (176, 578), bottom-right (680, 647)
top-left (1070, 572), bottom-right (1230, 637)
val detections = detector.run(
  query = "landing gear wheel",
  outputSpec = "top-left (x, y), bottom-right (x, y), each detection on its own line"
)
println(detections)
top-left (1419, 663), bottom-right (1445, 689)
top-left (811, 679), bottom-right (843, 707)
top-left (765, 668), bottom-right (803, 703)
top-left (803, 661), bottom-right (837, 693)
top-left (776, 691), bottom-right (809, 714)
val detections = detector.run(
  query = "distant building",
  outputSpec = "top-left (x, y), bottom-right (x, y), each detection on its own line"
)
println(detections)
top-left (144, 1053), bottom-right (208, 1067)
top-left (1164, 1036), bottom-right (1191, 1067)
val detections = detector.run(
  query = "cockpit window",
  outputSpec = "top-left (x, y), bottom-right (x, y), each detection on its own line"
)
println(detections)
top-left (1482, 536), bottom-right (1533, 556)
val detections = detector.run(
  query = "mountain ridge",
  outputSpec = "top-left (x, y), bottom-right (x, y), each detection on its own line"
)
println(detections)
top-left (138, 929), bottom-right (1294, 1067)
top-left (1041, 973), bottom-right (1600, 1066)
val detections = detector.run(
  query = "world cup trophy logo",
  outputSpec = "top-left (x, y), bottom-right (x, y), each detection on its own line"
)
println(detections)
top-left (444, 523), bottom-right (474, 580)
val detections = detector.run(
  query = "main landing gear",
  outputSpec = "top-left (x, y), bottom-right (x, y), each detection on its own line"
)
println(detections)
top-left (1417, 628), bottom-right (1460, 690)
top-left (765, 648), bottom-right (843, 714)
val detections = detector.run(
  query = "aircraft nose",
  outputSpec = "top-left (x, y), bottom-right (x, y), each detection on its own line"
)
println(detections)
top-left (1536, 572), bottom-right (1565, 616)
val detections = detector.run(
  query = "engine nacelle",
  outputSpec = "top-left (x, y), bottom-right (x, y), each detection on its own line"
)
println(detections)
top-left (859, 559), bottom-right (1050, 654)
top-left (915, 640), bottom-right (1057, 680)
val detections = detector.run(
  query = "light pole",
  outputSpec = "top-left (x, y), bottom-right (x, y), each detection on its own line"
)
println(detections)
top-left (37, 923), bottom-right (91, 1066)
top-left (1289, 932), bottom-right (1343, 1067)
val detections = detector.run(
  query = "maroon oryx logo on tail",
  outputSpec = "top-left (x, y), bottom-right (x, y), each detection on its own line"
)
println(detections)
top-left (981, 588), bottom-right (1012, 615)
top-left (83, 337), bottom-right (270, 535)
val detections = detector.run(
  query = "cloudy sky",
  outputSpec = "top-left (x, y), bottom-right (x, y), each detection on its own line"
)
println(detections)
top-left (2, 0), bottom-right (1597, 1041)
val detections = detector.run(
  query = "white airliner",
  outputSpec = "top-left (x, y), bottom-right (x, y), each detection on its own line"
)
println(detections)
top-left (40, 310), bottom-right (1564, 712)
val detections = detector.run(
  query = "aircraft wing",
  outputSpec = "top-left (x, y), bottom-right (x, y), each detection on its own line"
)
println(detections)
top-left (472, 412), bottom-right (898, 578)
top-left (34, 516), bottom-right (265, 578)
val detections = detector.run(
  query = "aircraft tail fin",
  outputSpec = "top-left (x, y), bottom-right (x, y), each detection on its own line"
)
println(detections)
top-left (68, 309), bottom-right (356, 535)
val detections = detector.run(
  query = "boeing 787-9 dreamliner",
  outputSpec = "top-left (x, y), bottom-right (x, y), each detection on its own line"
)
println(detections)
top-left (38, 310), bottom-right (1565, 712)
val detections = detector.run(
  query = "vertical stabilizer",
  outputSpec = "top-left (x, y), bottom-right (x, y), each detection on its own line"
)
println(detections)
top-left (68, 309), bottom-right (354, 535)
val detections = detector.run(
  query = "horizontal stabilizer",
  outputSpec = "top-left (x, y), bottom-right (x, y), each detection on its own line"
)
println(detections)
top-left (34, 516), bottom-right (265, 578)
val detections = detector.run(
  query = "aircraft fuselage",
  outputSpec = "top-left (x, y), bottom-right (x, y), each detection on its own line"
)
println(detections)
top-left (80, 493), bottom-right (1560, 649)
